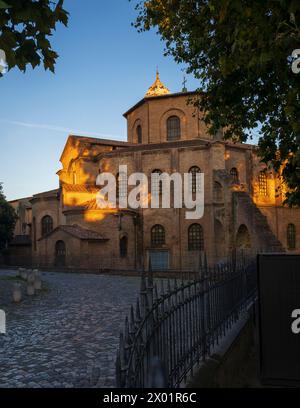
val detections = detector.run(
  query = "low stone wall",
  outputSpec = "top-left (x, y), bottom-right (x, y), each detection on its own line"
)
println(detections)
top-left (186, 311), bottom-right (257, 388)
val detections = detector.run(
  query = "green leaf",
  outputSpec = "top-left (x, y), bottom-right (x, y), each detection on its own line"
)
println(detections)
top-left (0, 0), bottom-right (11, 8)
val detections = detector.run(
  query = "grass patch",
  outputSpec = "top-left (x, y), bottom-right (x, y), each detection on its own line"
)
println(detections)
top-left (0, 276), bottom-right (27, 282)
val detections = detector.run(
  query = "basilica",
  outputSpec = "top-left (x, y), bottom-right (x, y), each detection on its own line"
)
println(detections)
top-left (5, 73), bottom-right (300, 272)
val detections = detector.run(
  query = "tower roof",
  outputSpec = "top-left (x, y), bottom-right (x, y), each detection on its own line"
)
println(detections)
top-left (145, 70), bottom-right (170, 98)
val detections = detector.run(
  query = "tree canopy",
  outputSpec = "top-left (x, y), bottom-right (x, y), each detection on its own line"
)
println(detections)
top-left (0, 184), bottom-right (17, 251)
top-left (0, 0), bottom-right (68, 75)
top-left (133, 0), bottom-right (300, 205)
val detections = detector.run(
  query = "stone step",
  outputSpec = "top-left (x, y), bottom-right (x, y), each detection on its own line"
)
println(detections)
top-left (233, 191), bottom-right (285, 252)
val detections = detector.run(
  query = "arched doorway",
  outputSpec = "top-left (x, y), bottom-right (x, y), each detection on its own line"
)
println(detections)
top-left (236, 224), bottom-right (251, 249)
top-left (55, 240), bottom-right (66, 267)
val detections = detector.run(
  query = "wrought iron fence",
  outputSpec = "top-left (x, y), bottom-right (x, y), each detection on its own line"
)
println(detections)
top-left (116, 253), bottom-right (257, 388)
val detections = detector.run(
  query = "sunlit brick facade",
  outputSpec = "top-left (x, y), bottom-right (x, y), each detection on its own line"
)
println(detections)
top-left (6, 74), bottom-right (300, 271)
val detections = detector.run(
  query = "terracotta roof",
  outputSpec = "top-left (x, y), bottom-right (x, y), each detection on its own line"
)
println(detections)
top-left (60, 135), bottom-right (133, 163)
top-left (80, 198), bottom-right (99, 210)
top-left (63, 184), bottom-right (100, 193)
top-left (123, 91), bottom-right (197, 118)
top-left (34, 189), bottom-right (59, 197)
top-left (38, 224), bottom-right (108, 241)
top-left (30, 188), bottom-right (60, 203)
top-left (67, 135), bottom-right (131, 147)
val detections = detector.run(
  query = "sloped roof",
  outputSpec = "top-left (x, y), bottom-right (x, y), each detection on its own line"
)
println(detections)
top-left (80, 198), bottom-right (99, 210)
top-left (123, 91), bottom-right (197, 118)
top-left (38, 224), bottom-right (108, 242)
top-left (60, 135), bottom-right (133, 163)
top-left (63, 183), bottom-right (100, 193)
top-left (31, 189), bottom-right (60, 200)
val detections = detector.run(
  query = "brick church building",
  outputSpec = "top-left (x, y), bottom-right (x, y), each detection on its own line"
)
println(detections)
top-left (6, 73), bottom-right (300, 271)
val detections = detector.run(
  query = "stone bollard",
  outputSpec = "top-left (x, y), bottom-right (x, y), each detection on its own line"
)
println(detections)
top-left (34, 277), bottom-right (42, 291)
top-left (27, 271), bottom-right (35, 296)
top-left (21, 269), bottom-right (28, 280)
top-left (33, 269), bottom-right (42, 291)
top-left (27, 282), bottom-right (35, 296)
top-left (13, 283), bottom-right (22, 303)
top-left (27, 271), bottom-right (35, 284)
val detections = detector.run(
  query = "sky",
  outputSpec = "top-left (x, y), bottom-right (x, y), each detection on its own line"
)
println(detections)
top-left (0, 0), bottom-right (201, 201)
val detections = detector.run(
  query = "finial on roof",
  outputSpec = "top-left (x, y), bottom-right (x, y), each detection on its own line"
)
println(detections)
top-left (145, 69), bottom-right (171, 98)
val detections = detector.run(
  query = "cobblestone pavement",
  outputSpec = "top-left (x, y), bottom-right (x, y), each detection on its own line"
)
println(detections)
top-left (0, 269), bottom-right (141, 388)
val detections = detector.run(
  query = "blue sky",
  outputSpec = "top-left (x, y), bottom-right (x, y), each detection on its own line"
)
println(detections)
top-left (0, 0), bottom-right (200, 201)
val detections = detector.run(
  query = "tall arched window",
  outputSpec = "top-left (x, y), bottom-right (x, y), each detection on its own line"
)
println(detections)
top-left (120, 236), bottom-right (128, 257)
top-left (167, 116), bottom-right (181, 141)
top-left (189, 166), bottom-right (201, 194)
top-left (230, 167), bottom-right (239, 183)
top-left (151, 169), bottom-right (163, 196)
top-left (136, 125), bottom-right (142, 144)
top-left (258, 170), bottom-right (268, 196)
top-left (41, 215), bottom-right (53, 237)
top-left (287, 223), bottom-right (296, 249)
top-left (213, 181), bottom-right (223, 202)
top-left (151, 225), bottom-right (165, 247)
top-left (188, 224), bottom-right (204, 251)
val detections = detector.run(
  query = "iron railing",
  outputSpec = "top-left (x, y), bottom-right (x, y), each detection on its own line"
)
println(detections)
top-left (116, 253), bottom-right (257, 388)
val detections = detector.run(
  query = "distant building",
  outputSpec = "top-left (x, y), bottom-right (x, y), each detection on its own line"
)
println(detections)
top-left (6, 73), bottom-right (299, 271)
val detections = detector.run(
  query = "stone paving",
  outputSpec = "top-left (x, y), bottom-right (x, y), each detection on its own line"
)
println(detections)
top-left (0, 269), bottom-right (141, 388)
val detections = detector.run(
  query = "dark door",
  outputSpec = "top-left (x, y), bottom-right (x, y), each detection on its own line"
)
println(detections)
top-left (258, 254), bottom-right (300, 386)
top-left (55, 240), bottom-right (66, 267)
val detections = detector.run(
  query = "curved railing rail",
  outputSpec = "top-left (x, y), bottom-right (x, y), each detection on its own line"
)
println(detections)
top-left (116, 253), bottom-right (257, 388)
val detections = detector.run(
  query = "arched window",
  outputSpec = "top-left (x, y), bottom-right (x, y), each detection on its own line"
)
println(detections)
top-left (151, 225), bottom-right (165, 247)
top-left (213, 181), bottom-right (223, 202)
top-left (236, 224), bottom-right (251, 248)
top-left (287, 224), bottom-right (296, 250)
top-left (151, 169), bottom-right (163, 196)
top-left (120, 236), bottom-right (128, 257)
top-left (167, 116), bottom-right (181, 141)
top-left (55, 240), bottom-right (66, 267)
top-left (136, 125), bottom-right (142, 144)
top-left (230, 167), bottom-right (239, 183)
top-left (188, 224), bottom-right (204, 251)
top-left (189, 166), bottom-right (201, 194)
top-left (116, 172), bottom-right (127, 199)
top-left (41, 215), bottom-right (53, 237)
top-left (258, 170), bottom-right (268, 196)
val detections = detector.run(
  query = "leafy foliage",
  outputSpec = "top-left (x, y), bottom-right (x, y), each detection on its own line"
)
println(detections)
top-left (0, 183), bottom-right (17, 251)
top-left (0, 0), bottom-right (68, 75)
top-left (133, 0), bottom-right (300, 205)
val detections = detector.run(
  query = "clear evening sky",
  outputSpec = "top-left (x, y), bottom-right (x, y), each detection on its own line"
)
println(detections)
top-left (0, 1), bottom-right (201, 201)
